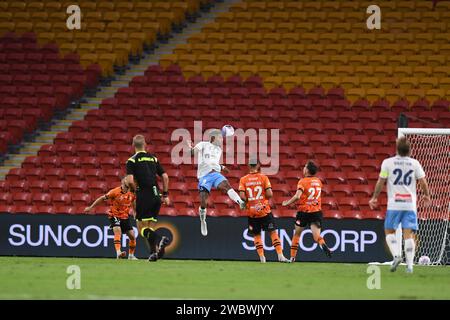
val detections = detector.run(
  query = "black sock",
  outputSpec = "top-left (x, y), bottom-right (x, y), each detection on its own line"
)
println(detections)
top-left (143, 228), bottom-right (161, 254)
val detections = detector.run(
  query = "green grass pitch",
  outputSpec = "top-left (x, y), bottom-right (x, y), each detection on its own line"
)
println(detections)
top-left (0, 257), bottom-right (449, 299)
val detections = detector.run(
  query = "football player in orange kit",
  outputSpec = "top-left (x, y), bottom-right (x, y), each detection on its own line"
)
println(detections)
top-left (239, 159), bottom-right (290, 263)
top-left (282, 161), bottom-right (332, 262)
top-left (84, 177), bottom-right (138, 260)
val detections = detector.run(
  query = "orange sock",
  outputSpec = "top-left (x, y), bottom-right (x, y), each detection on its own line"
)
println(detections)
top-left (290, 234), bottom-right (300, 259)
top-left (129, 239), bottom-right (136, 255)
top-left (114, 234), bottom-right (121, 253)
top-left (254, 234), bottom-right (264, 257)
top-left (270, 231), bottom-right (283, 255)
top-left (316, 236), bottom-right (325, 246)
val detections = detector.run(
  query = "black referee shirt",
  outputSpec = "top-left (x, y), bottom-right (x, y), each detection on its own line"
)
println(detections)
top-left (126, 151), bottom-right (165, 190)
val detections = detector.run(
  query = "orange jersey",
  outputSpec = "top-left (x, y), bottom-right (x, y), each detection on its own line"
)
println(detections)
top-left (239, 172), bottom-right (272, 218)
top-left (105, 187), bottom-right (135, 219)
top-left (297, 177), bottom-right (322, 213)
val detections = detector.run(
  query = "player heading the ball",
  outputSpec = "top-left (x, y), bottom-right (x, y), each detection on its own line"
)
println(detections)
top-left (187, 129), bottom-right (246, 236)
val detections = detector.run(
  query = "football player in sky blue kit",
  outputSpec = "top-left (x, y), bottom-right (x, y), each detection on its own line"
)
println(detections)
top-left (187, 129), bottom-right (246, 236)
top-left (369, 137), bottom-right (431, 273)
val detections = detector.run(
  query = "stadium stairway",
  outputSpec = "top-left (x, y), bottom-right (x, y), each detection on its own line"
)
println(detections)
top-left (0, 0), bottom-right (238, 181)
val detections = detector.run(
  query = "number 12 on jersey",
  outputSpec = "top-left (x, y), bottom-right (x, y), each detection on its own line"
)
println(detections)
top-left (246, 186), bottom-right (263, 200)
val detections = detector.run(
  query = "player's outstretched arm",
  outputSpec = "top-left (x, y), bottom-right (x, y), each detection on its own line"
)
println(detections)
top-left (369, 177), bottom-right (386, 209)
top-left (84, 195), bottom-right (107, 213)
top-left (187, 139), bottom-right (196, 156)
top-left (418, 177), bottom-right (432, 206)
top-left (282, 190), bottom-right (302, 207)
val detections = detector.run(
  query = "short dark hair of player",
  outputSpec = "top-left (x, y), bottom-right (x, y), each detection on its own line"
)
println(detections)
top-left (248, 158), bottom-right (260, 171)
top-left (397, 137), bottom-right (410, 157)
top-left (132, 135), bottom-right (146, 149)
top-left (306, 160), bottom-right (318, 175)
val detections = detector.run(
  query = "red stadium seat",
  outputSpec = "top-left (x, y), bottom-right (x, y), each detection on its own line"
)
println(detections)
top-left (342, 211), bottom-right (363, 219)
top-left (340, 159), bottom-right (361, 172)
top-left (322, 198), bottom-right (338, 211)
top-left (314, 146), bottom-right (335, 160)
top-left (68, 181), bottom-right (88, 193)
top-left (324, 172), bottom-right (346, 185)
top-left (22, 156), bottom-right (41, 169)
top-left (363, 210), bottom-right (385, 220)
top-left (8, 180), bottom-right (28, 193)
top-left (334, 147), bottom-right (355, 160)
top-left (79, 157), bottom-right (99, 169)
top-left (319, 159), bottom-right (340, 172)
top-left (48, 181), bottom-right (68, 193)
top-left (89, 181), bottom-right (108, 196)
top-left (32, 193), bottom-right (51, 206)
top-left (38, 144), bottom-right (56, 157)
top-left (329, 134), bottom-right (349, 147)
top-left (52, 193), bottom-right (71, 206)
top-left (323, 210), bottom-right (342, 219)
top-left (350, 135), bottom-right (369, 148)
top-left (360, 160), bottom-right (380, 172)
top-left (72, 194), bottom-right (91, 207)
top-left (76, 144), bottom-right (95, 157)
top-left (331, 185), bottom-right (353, 198)
top-left (160, 207), bottom-right (178, 216)
top-left (0, 193), bottom-right (12, 206)
top-left (65, 168), bottom-right (84, 182)
top-left (354, 147), bottom-right (375, 160)
top-left (172, 195), bottom-right (194, 208)
top-left (353, 185), bottom-right (373, 198)
top-left (59, 157), bottom-right (80, 170)
top-left (337, 197), bottom-right (359, 211)
top-left (12, 205), bottom-right (35, 214)
top-left (35, 205), bottom-right (56, 214)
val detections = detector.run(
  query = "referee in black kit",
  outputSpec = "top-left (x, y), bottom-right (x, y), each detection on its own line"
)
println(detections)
top-left (125, 134), bottom-right (170, 262)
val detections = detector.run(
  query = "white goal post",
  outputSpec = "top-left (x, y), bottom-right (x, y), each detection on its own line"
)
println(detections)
top-left (397, 128), bottom-right (450, 265)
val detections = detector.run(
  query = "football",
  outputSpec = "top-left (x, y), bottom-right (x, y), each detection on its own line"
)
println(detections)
top-left (418, 255), bottom-right (431, 265)
top-left (221, 125), bottom-right (235, 137)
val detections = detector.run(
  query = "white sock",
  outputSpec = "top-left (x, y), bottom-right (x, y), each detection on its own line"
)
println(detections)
top-left (404, 238), bottom-right (416, 269)
top-left (227, 189), bottom-right (243, 204)
top-left (199, 207), bottom-right (207, 219)
top-left (386, 234), bottom-right (401, 259)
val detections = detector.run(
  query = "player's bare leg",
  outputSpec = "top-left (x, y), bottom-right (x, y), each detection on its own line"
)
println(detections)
top-left (199, 190), bottom-right (209, 236)
top-left (126, 229), bottom-right (138, 260)
top-left (217, 180), bottom-right (246, 209)
top-left (385, 229), bottom-right (402, 272)
top-left (253, 232), bottom-right (266, 263)
top-left (290, 226), bottom-right (304, 262)
top-left (403, 229), bottom-right (416, 274)
top-left (112, 227), bottom-right (126, 259)
top-left (311, 224), bottom-right (332, 258)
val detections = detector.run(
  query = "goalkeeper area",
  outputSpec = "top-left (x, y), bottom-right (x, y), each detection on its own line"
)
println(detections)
top-left (1, 257), bottom-right (449, 300)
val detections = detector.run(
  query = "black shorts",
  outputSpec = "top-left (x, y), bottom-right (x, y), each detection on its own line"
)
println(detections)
top-left (135, 188), bottom-right (161, 222)
top-left (109, 217), bottom-right (133, 234)
top-left (295, 211), bottom-right (323, 228)
top-left (248, 213), bottom-right (276, 235)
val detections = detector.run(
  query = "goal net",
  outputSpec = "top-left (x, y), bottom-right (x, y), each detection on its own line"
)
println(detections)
top-left (398, 128), bottom-right (450, 265)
